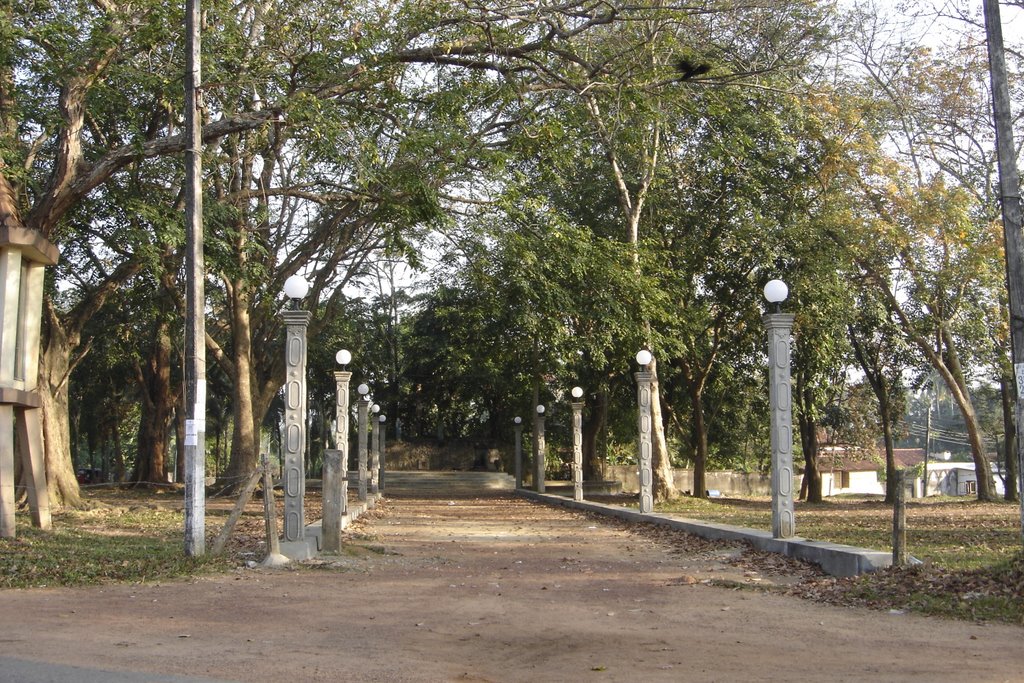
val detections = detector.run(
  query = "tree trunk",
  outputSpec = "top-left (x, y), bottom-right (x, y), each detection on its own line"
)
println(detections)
top-left (880, 391), bottom-right (898, 504)
top-left (938, 325), bottom-right (995, 501)
top-left (1000, 376), bottom-right (1019, 502)
top-left (582, 389), bottom-right (607, 482)
top-left (111, 408), bottom-right (125, 482)
top-left (132, 319), bottom-right (174, 486)
top-left (649, 357), bottom-right (678, 501)
top-left (689, 382), bottom-right (709, 498)
top-left (224, 287), bottom-right (259, 488)
top-left (38, 306), bottom-right (82, 508)
top-left (797, 401), bottom-right (822, 504)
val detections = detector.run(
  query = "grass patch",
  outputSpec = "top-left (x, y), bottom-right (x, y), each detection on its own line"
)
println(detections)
top-left (651, 493), bottom-right (1024, 623)
top-left (656, 494), bottom-right (1021, 570)
top-left (0, 490), bottom-right (238, 589)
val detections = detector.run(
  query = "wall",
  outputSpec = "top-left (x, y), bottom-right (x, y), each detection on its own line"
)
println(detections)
top-left (605, 465), bottom-right (780, 496)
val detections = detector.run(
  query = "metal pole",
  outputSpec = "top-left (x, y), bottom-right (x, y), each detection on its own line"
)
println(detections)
top-left (183, 0), bottom-right (206, 557)
top-left (636, 370), bottom-right (654, 514)
top-left (280, 308), bottom-right (311, 542)
top-left (983, 0), bottom-right (1024, 539)
top-left (572, 401), bottom-right (584, 502)
top-left (923, 394), bottom-right (932, 497)
top-left (764, 312), bottom-right (796, 539)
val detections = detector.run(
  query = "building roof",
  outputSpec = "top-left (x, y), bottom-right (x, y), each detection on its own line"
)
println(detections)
top-left (819, 447), bottom-right (926, 472)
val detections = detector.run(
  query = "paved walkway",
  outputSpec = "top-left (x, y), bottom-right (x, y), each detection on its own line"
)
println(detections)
top-left (0, 491), bottom-right (1022, 682)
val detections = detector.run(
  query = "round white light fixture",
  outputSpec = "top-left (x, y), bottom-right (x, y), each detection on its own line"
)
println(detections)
top-left (357, 383), bottom-right (370, 396)
top-left (636, 349), bottom-right (653, 367)
top-left (536, 405), bottom-right (546, 415)
top-left (283, 274), bottom-right (310, 300)
top-left (571, 386), bottom-right (584, 399)
top-left (763, 279), bottom-right (789, 304)
top-left (513, 416), bottom-right (522, 425)
top-left (379, 414), bottom-right (386, 423)
top-left (371, 403), bottom-right (380, 414)
top-left (336, 349), bottom-right (352, 366)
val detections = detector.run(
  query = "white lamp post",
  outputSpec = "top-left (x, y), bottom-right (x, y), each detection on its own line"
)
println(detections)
top-left (535, 404), bottom-right (546, 493)
top-left (323, 349), bottom-right (352, 552)
top-left (280, 275), bottom-right (311, 543)
top-left (513, 416), bottom-right (524, 489)
top-left (763, 279), bottom-right (795, 539)
top-left (370, 403), bottom-right (381, 495)
top-left (571, 386), bottom-right (585, 502)
top-left (378, 414), bottom-right (387, 494)
top-left (635, 350), bottom-right (654, 514)
top-left (356, 383), bottom-right (370, 501)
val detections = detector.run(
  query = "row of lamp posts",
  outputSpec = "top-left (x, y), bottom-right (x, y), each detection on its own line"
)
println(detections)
top-left (284, 272), bottom-right (794, 544)
top-left (280, 275), bottom-right (387, 552)
top-left (512, 279), bottom-right (796, 540)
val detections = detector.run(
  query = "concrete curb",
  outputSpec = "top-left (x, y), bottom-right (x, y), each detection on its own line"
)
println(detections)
top-left (516, 489), bottom-right (893, 578)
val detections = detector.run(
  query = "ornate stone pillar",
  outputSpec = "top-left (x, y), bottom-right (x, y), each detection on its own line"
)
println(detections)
top-left (369, 405), bottom-right (380, 496)
top-left (334, 368), bottom-right (351, 516)
top-left (764, 312), bottom-right (796, 539)
top-left (534, 406), bottom-right (546, 493)
top-left (357, 389), bottom-right (369, 501)
top-left (280, 308), bottom-right (311, 542)
top-left (571, 399), bottom-right (584, 502)
top-left (513, 417), bottom-right (523, 489)
top-left (378, 414), bottom-right (387, 494)
top-left (635, 368), bottom-right (654, 514)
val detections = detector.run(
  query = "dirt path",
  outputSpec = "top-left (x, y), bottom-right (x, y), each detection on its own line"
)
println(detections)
top-left (2, 494), bottom-right (1022, 682)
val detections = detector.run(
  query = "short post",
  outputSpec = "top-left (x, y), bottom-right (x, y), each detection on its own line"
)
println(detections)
top-left (370, 403), bottom-right (380, 496)
top-left (378, 414), bottom-right (387, 494)
top-left (513, 417), bottom-right (523, 489)
top-left (635, 350), bottom-right (654, 514)
top-left (356, 384), bottom-right (370, 501)
top-left (280, 289), bottom-right (312, 543)
top-left (260, 451), bottom-right (288, 567)
top-left (892, 469), bottom-right (907, 567)
top-left (763, 280), bottom-right (796, 539)
top-left (333, 352), bottom-right (352, 519)
top-left (534, 405), bottom-right (546, 493)
top-left (322, 449), bottom-right (343, 553)
top-left (571, 387), bottom-right (584, 502)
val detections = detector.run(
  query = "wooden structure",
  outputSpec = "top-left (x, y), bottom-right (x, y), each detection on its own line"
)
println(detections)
top-left (0, 179), bottom-right (57, 538)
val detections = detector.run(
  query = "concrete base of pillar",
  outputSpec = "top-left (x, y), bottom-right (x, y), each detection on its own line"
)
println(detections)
top-left (279, 537), bottom-right (319, 561)
top-left (261, 552), bottom-right (291, 568)
top-left (277, 493), bottom-right (381, 561)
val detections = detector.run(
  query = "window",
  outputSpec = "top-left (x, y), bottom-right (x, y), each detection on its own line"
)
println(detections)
top-left (964, 480), bottom-right (977, 495)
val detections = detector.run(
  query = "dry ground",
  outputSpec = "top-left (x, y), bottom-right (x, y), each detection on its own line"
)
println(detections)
top-left (1, 492), bottom-right (1023, 682)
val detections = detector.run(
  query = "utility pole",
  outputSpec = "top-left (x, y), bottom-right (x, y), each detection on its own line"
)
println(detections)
top-left (923, 392), bottom-right (931, 498)
top-left (183, 0), bottom-right (206, 556)
top-left (983, 0), bottom-right (1024, 543)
